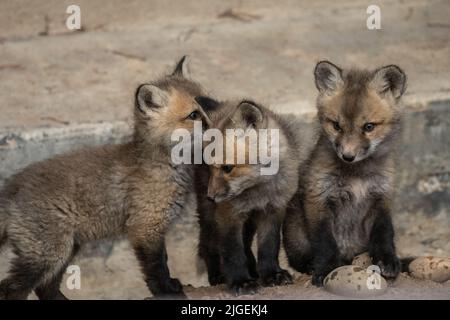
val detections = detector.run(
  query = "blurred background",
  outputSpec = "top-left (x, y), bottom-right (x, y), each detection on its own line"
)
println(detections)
top-left (0, 0), bottom-right (449, 298)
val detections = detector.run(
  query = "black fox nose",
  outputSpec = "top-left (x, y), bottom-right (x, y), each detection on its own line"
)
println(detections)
top-left (207, 195), bottom-right (215, 202)
top-left (342, 154), bottom-right (355, 162)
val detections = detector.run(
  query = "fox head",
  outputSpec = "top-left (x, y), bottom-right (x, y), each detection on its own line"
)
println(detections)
top-left (133, 56), bottom-right (219, 151)
top-left (314, 61), bottom-right (407, 163)
top-left (196, 99), bottom-right (276, 203)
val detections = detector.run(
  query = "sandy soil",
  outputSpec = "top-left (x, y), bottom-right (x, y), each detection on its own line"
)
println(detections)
top-left (184, 273), bottom-right (450, 300)
top-left (1, 211), bottom-right (449, 300)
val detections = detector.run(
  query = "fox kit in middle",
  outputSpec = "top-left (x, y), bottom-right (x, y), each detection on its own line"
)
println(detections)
top-left (195, 99), bottom-right (305, 294)
top-left (283, 61), bottom-right (407, 286)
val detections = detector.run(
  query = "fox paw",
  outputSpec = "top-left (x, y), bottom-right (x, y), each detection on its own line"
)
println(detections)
top-left (230, 279), bottom-right (260, 296)
top-left (150, 277), bottom-right (187, 299)
top-left (311, 273), bottom-right (326, 287)
top-left (261, 270), bottom-right (293, 287)
top-left (167, 278), bottom-right (185, 293)
top-left (376, 255), bottom-right (401, 279)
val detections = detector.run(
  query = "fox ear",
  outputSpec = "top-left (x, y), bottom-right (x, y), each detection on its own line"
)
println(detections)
top-left (195, 107), bottom-right (214, 129)
top-left (195, 96), bottom-right (219, 128)
top-left (135, 84), bottom-right (170, 115)
top-left (195, 96), bottom-right (220, 111)
top-left (236, 101), bottom-right (265, 128)
top-left (172, 55), bottom-right (190, 78)
top-left (371, 65), bottom-right (407, 99)
top-left (314, 61), bottom-right (343, 92)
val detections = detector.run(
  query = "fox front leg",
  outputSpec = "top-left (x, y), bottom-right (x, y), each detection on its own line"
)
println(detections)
top-left (132, 237), bottom-right (186, 299)
top-left (216, 206), bottom-right (259, 295)
top-left (368, 198), bottom-right (400, 279)
top-left (127, 214), bottom-right (185, 299)
top-left (310, 219), bottom-right (342, 287)
top-left (198, 199), bottom-right (224, 286)
top-left (255, 208), bottom-right (292, 287)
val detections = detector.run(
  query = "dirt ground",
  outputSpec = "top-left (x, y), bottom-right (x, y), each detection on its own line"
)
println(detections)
top-left (184, 274), bottom-right (450, 300)
top-left (2, 213), bottom-right (447, 300)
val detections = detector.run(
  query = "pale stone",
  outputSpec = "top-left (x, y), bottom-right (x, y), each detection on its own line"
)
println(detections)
top-left (324, 265), bottom-right (387, 298)
top-left (409, 257), bottom-right (450, 283)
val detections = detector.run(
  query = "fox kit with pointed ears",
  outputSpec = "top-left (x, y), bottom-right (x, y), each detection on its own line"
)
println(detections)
top-left (0, 57), bottom-right (217, 299)
top-left (283, 61), bottom-right (407, 286)
top-left (195, 99), bottom-right (305, 294)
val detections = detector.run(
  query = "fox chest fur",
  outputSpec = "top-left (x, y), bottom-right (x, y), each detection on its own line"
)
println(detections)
top-left (307, 161), bottom-right (393, 259)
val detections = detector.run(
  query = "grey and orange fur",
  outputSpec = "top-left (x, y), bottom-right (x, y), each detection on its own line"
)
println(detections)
top-left (195, 99), bottom-right (305, 294)
top-left (283, 61), bottom-right (407, 286)
top-left (0, 57), bottom-right (216, 299)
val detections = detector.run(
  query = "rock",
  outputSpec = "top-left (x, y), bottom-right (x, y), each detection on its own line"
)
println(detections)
top-left (408, 256), bottom-right (450, 282)
top-left (352, 252), bottom-right (373, 269)
top-left (323, 265), bottom-right (387, 298)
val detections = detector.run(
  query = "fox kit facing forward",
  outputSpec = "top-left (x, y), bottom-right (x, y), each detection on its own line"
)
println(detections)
top-left (283, 61), bottom-right (407, 286)
top-left (0, 57), bottom-right (215, 299)
top-left (195, 99), bottom-right (303, 294)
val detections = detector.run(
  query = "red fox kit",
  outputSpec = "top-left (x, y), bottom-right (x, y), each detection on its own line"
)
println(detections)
top-left (195, 99), bottom-right (303, 294)
top-left (283, 61), bottom-right (407, 286)
top-left (0, 57), bottom-right (216, 299)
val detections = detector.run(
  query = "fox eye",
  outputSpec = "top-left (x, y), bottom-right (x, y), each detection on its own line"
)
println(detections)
top-left (363, 122), bottom-right (376, 132)
top-left (332, 121), bottom-right (342, 132)
top-left (187, 110), bottom-right (200, 120)
top-left (222, 165), bottom-right (234, 174)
